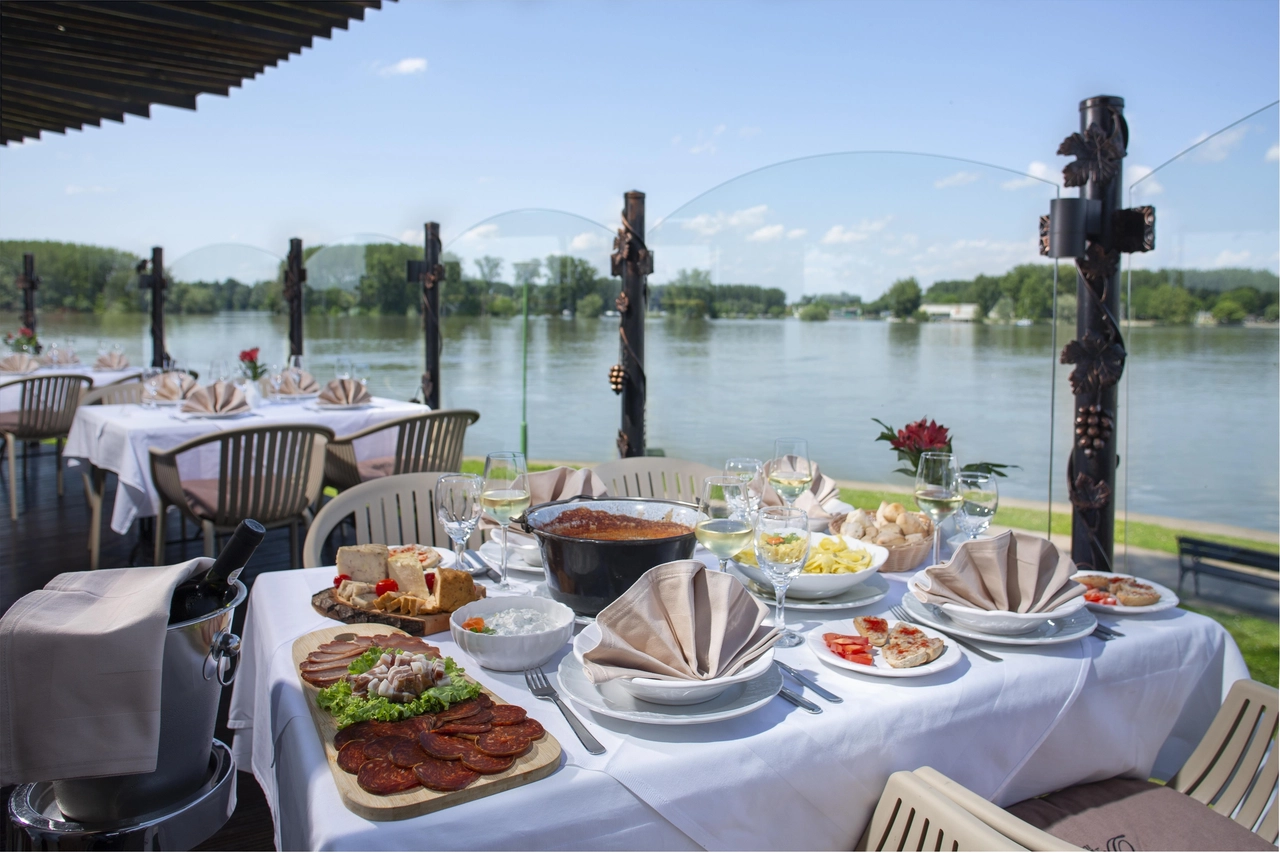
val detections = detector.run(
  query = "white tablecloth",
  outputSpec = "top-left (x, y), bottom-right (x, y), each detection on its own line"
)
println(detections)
top-left (0, 364), bottom-right (140, 409)
top-left (228, 556), bottom-right (1248, 851)
top-left (63, 397), bottom-right (428, 533)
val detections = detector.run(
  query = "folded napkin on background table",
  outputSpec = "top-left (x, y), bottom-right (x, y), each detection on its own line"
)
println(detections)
top-left (0, 558), bottom-right (210, 785)
top-left (94, 352), bottom-right (130, 370)
top-left (318, 378), bottom-right (371, 406)
top-left (181, 380), bottom-right (250, 415)
top-left (582, 560), bottom-right (779, 684)
top-left (278, 370), bottom-right (319, 395)
top-left (756, 457), bottom-right (840, 522)
top-left (0, 353), bottom-right (38, 374)
top-left (911, 530), bottom-right (1083, 613)
top-left (155, 371), bottom-right (198, 401)
top-left (478, 465), bottom-right (607, 531)
top-left (39, 350), bottom-right (79, 367)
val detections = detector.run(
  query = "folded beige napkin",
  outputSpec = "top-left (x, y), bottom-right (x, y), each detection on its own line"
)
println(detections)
top-left (0, 353), bottom-right (38, 374)
top-left (0, 558), bottom-right (210, 785)
top-left (318, 378), bottom-right (372, 406)
top-left (912, 530), bottom-right (1084, 613)
top-left (181, 381), bottom-right (250, 415)
top-left (582, 560), bottom-right (780, 684)
top-left (757, 456), bottom-right (840, 520)
top-left (478, 466), bottom-right (607, 531)
top-left (279, 370), bottom-right (319, 395)
top-left (94, 352), bottom-right (130, 370)
top-left (39, 349), bottom-right (79, 367)
top-left (155, 371), bottom-right (197, 401)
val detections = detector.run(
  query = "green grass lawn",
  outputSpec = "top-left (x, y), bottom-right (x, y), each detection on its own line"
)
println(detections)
top-left (1182, 604), bottom-right (1279, 688)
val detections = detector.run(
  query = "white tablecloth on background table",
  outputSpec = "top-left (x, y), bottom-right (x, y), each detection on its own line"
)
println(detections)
top-left (0, 364), bottom-right (140, 409)
top-left (63, 397), bottom-right (427, 533)
top-left (228, 553), bottom-right (1248, 851)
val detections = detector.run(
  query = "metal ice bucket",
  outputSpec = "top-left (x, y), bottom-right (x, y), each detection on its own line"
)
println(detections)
top-left (50, 580), bottom-right (246, 824)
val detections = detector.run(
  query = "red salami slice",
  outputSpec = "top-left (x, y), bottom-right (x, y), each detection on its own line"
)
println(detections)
top-left (389, 740), bottom-right (429, 768)
top-left (333, 720), bottom-right (399, 749)
top-left (336, 741), bottom-right (368, 774)
top-left (413, 756), bottom-right (480, 792)
top-left (459, 748), bottom-right (515, 774)
top-left (434, 697), bottom-right (487, 723)
top-left (475, 730), bottom-right (532, 757)
top-left (434, 720), bottom-right (492, 735)
top-left (489, 705), bottom-right (528, 725)
top-left (499, 718), bottom-right (545, 740)
top-left (362, 735), bottom-right (413, 761)
top-left (417, 732), bottom-right (469, 760)
top-left (357, 759), bottom-right (421, 795)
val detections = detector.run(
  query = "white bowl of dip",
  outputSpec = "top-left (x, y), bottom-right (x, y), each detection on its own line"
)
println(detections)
top-left (450, 596), bottom-right (575, 671)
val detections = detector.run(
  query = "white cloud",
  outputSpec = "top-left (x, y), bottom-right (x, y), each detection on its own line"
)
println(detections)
top-left (1213, 249), bottom-right (1251, 266)
top-left (1128, 164), bottom-right (1163, 196)
top-left (399, 228), bottom-right (420, 244)
top-left (379, 57), bottom-right (427, 77)
top-left (739, 126), bottom-right (761, 138)
top-left (681, 204), bottom-right (768, 236)
top-left (934, 171), bottom-right (979, 189)
top-left (689, 125), bottom-right (727, 155)
top-left (1002, 161), bottom-right (1060, 190)
top-left (65, 184), bottom-right (112, 195)
top-left (1266, 143), bottom-right (1279, 163)
top-left (786, 228), bottom-right (807, 240)
top-left (1190, 124), bottom-right (1247, 162)
top-left (670, 135), bottom-right (682, 146)
top-left (820, 216), bottom-right (893, 244)
top-left (569, 231), bottom-right (606, 251)
top-left (747, 224), bottom-right (785, 242)
top-left (459, 223), bottom-right (499, 242)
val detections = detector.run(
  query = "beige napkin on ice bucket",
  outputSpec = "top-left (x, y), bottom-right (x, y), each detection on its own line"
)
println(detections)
top-left (0, 558), bottom-right (210, 785)
top-left (479, 465), bottom-right (606, 532)
top-left (0, 353), bottom-right (38, 374)
top-left (756, 456), bottom-right (840, 522)
top-left (911, 530), bottom-right (1084, 613)
top-left (181, 380), bottom-right (250, 415)
top-left (582, 560), bottom-right (780, 684)
top-left (318, 378), bottom-right (371, 406)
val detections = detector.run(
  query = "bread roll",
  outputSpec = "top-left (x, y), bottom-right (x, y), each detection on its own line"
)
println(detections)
top-left (876, 501), bottom-right (906, 526)
top-left (878, 523), bottom-right (903, 537)
top-left (850, 509), bottom-right (876, 528)
top-left (875, 532), bottom-right (907, 547)
top-left (898, 512), bottom-right (928, 536)
top-left (904, 533), bottom-right (926, 544)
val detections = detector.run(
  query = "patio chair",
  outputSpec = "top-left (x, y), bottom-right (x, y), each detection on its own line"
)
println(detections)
top-left (80, 380), bottom-right (144, 406)
top-left (592, 457), bottom-right (719, 503)
top-left (323, 409), bottom-right (479, 492)
top-left (303, 471), bottom-right (459, 568)
top-left (910, 768), bottom-right (1081, 851)
top-left (1, 372), bottom-right (94, 519)
top-left (857, 769), bottom-right (1028, 851)
top-left (149, 423), bottom-right (334, 567)
top-left (79, 381), bottom-right (144, 568)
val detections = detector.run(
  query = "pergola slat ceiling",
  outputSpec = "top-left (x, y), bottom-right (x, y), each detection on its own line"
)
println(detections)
top-left (1, 0), bottom-right (386, 145)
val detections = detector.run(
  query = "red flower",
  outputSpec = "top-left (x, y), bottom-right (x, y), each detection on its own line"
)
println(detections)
top-left (18, 327), bottom-right (32, 337)
top-left (891, 418), bottom-right (951, 454)
top-left (239, 348), bottom-right (259, 363)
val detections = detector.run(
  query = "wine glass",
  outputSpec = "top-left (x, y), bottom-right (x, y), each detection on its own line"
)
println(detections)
top-left (97, 339), bottom-right (110, 358)
top-left (766, 438), bottom-right (813, 507)
top-left (334, 357), bottom-right (353, 380)
top-left (435, 474), bottom-right (483, 557)
top-left (754, 506), bottom-right (810, 648)
top-left (141, 366), bottom-right (162, 408)
top-left (64, 337), bottom-right (77, 361)
top-left (354, 362), bottom-right (371, 389)
top-left (955, 471), bottom-right (999, 540)
top-left (724, 457), bottom-right (763, 518)
top-left (696, 476), bottom-right (754, 573)
top-left (914, 451), bottom-right (963, 565)
top-left (481, 452), bottom-right (530, 591)
top-left (209, 359), bottom-right (231, 383)
top-left (267, 363), bottom-right (284, 402)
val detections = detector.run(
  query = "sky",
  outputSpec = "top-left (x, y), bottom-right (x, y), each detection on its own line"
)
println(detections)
top-left (1, 0), bottom-right (1277, 299)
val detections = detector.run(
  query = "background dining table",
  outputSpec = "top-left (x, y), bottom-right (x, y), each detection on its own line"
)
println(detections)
top-left (0, 363), bottom-right (140, 409)
top-left (63, 396), bottom-right (428, 534)
top-left (228, 551), bottom-right (1248, 851)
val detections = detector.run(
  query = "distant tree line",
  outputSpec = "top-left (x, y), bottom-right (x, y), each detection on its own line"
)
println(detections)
top-left (649, 269), bottom-right (788, 318)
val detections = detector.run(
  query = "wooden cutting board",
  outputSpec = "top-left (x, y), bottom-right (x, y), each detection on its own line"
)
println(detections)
top-left (292, 624), bottom-right (562, 821)
top-left (310, 587), bottom-right (455, 636)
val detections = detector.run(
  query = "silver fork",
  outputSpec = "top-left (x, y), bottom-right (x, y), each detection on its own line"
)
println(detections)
top-left (891, 605), bottom-right (1003, 663)
top-left (524, 666), bottom-right (606, 755)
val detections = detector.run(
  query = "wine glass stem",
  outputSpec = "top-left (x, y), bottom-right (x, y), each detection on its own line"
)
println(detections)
top-left (932, 528), bottom-right (941, 565)
top-left (717, 558), bottom-right (728, 573)
top-left (772, 580), bottom-right (789, 634)
top-left (499, 524), bottom-right (510, 588)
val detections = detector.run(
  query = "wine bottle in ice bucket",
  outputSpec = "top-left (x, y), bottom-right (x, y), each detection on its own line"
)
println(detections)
top-left (169, 519), bottom-right (266, 623)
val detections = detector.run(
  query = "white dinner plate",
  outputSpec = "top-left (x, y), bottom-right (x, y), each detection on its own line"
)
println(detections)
top-left (556, 653), bottom-right (783, 725)
top-left (477, 539), bottom-right (544, 574)
top-left (311, 401), bottom-right (373, 411)
top-left (727, 564), bottom-right (890, 611)
top-left (900, 592), bottom-right (1097, 646)
top-left (805, 617), bottom-right (962, 678)
top-left (1071, 572), bottom-right (1180, 615)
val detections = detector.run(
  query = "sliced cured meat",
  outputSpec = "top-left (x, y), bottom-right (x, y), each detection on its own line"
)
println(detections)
top-left (357, 759), bottom-right (421, 795)
top-left (362, 735), bottom-right (413, 761)
top-left (336, 741), bottom-right (368, 774)
top-left (299, 661), bottom-right (354, 676)
top-left (417, 732), bottom-right (469, 760)
top-left (333, 720), bottom-right (400, 748)
top-left (499, 718), bottom-right (545, 741)
top-left (434, 720), bottom-right (492, 736)
top-left (300, 671), bottom-right (348, 688)
top-left (371, 635), bottom-right (440, 657)
top-left (389, 740), bottom-right (429, 769)
top-left (475, 730), bottom-right (532, 757)
top-left (413, 756), bottom-right (479, 792)
top-left (489, 704), bottom-right (528, 726)
top-left (407, 715), bottom-right (437, 735)
top-left (459, 748), bottom-right (514, 774)
top-left (434, 696), bottom-right (487, 723)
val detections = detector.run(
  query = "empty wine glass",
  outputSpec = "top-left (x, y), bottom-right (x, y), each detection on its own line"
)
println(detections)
top-left (141, 366), bottom-right (162, 408)
top-left (436, 474), bottom-right (483, 556)
top-left (696, 476), bottom-right (754, 572)
top-left (767, 438), bottom-right (812, 507)
top-left (64, 337), bottom-right (77, 361)
top-left (482, 452), bottom-right (530, 591)
top-left (209, 359), bottom-right (231, 383)
top-left (914, 451), bottom-right (962, 565)
top-left (268, 364), bottom-right (284, 402)
top-left (754, 506), bottom-right (810, 648)
top-left (354, 362), bottom-right (370, 389)
top-left (724, 457), bottom-right (763, 518)
top-left (955, 471), bottom-right (999, 539)
top-left (97, 339), bottom-right (110, 358)
top-left (334, 357), bottom-right (353, 380)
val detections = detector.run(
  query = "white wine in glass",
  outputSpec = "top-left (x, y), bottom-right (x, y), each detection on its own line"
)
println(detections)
top-left (914, 451), bottom-right (962, 565)
top-left (695, 476), bottom-right (754, 571)
top-left (482, 452), bottom-right (530, 591)
top-left (767, 438), bottom-right (813, 507)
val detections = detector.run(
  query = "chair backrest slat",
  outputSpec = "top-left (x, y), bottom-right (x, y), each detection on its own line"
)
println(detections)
top-left (5, 374), bottom-right (92, 438)
top-left (593, 457), bottom-right (720, 503)
top-left (302, 472), bottom-right (458, 567)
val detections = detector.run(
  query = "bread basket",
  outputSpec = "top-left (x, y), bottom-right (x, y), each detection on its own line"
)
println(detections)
top-left (827, 511), bottom-right (934, 574)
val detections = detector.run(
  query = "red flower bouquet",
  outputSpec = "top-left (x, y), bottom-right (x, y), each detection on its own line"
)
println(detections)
top-left (5, 326), bottom-right (39, 354)
top-left (873, 417), bottom-right (1014, 478)
top-left (239, 347), bottom-right (267, 380)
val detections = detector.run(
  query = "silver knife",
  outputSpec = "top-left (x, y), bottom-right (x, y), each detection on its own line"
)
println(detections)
top-left (776, 662), bottom-right (843, 703)
top-left (778, 687), bottom-right (822, 714)
top-left (463, 549), bottom-right (502, 584)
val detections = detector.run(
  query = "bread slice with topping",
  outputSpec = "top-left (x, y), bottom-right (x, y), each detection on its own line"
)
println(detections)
top-left (883, 622), bottom-right (945, 669)
top-left (1112, 579), bottom-right (1160, 607)
top-left (852, 615), bottom-right (890, 647)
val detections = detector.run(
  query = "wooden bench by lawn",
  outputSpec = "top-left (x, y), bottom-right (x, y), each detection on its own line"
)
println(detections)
top-left (1177, 536), bottom-right (1280, 595)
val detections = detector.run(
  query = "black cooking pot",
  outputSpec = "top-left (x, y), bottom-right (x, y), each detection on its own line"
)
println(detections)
top-left (518, 497), bottom-right (699, 615)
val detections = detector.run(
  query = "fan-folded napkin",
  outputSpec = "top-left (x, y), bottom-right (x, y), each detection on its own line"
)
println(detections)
top-left (479, 466), bottom-right (606, 531)
top-left (911, 530), bottom-right (1083, 613)
top-left (0, 353), bottom-right (38, 374)
top-left (155, 372), bottom-right (197, 401)
top-left (279, 370), bottom-right (319, 395)
top-left (39, 349), bottom-right (79, 367)
top-left (181, 381), bottom-right (250, 415)
top-left (318, 378), bottom-right (371, 405)
top-left (757, 456), bottom-right (840, 521)
top-left (0, 558), bottom-right (210, 785)
top-left (582, 560), bottom-right (779, 683)
top-left (94, 352), bottom-right (130, 370)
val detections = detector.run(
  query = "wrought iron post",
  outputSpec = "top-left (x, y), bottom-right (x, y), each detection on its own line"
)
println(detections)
top-left (16, 253), bottom-right (40, 345)
top-left (137, 246), bottom-right (169, 368)
top-left (284, 237), bottom-right (306, 358)
top-left (408, 223), bottom-right (443, 408)
top-left (1041, 95), bottom-right (1154, 572)
top-left (610, 191), bottom-right (652, 458)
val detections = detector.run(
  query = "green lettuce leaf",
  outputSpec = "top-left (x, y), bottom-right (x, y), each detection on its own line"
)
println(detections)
top-left (316, 656), bottom-right (481, 729)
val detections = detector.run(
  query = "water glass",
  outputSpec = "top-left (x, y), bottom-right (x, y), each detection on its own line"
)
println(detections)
top-left (724, 457), bottom-right (763, 518)
top-left (334, 357), bottom-right (353, 380)
top-left (767, 438), bottom-right (812, 507)
top-left (268, 364), bottom-right (284, 402)
top-left (696, 476), bottom-right (754, 572)
top-left (209, 359), bottom-right (231, 383)
top-left (956, 471), bottom-right (999, 539)
top-left (354, 362), bottom-right (371, 389)
top-left (914, 451), bottom-right (962, 565)
top-left (435, 474), bottom-right (483, 555)
top-left (754, 506), bottom-right (810, 648)
top-left (97, 339), bottom-right (110, 358)
top-left (482, 452), bottom-right (530, 591)
top-left (141, 367), bottom-right (162, 408)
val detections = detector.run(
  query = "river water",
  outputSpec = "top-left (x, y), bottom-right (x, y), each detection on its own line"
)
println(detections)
top-left (7, 311), bottom-right (1277, 532)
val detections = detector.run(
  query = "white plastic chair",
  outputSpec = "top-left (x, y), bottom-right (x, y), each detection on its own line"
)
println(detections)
top-left (0, 372), bottom-right (93, 519)
top-left (858, 769), bottom-right (1029, 851)
top-left (911, 768), bottom-right (1082, 851)
top-left (592, 457), bottom-right (719, 503)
